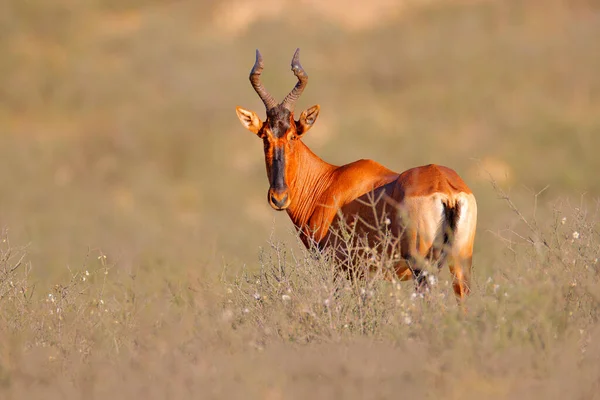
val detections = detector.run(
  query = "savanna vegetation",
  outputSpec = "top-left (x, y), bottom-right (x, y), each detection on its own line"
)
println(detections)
top-left (1, 0), bottom-right (599, 398)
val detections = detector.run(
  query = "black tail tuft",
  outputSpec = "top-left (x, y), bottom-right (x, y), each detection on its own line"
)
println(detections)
top-left (443, 201), bottom-right (461, 246)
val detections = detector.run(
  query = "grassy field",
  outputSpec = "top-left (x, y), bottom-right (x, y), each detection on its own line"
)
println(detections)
top-left (1, 0), bottom-right (599, 398)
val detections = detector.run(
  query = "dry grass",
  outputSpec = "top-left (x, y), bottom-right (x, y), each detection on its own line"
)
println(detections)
top-left (1, 0), bottom-right (600, 398)
top-left (0, 197), bottom-right (599, 399)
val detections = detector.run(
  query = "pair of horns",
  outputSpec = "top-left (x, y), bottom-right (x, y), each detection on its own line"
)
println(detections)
top-left (249, 48), bottom-right (308, 112)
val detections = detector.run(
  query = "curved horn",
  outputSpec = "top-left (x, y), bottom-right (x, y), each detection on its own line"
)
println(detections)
top-left (249, 49), bottom-right (277, 111)
top-left (281, 48), bottom-right (308, 112)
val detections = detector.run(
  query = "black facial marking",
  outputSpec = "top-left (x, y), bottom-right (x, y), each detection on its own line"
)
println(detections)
top-left (271, 145), bottom-right (286, 191)
top-left (266, 106), bottom-right (291, 138)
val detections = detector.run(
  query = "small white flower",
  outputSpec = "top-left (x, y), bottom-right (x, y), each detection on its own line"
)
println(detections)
top-left (561, 217), bottom-right (567, 225)
top-left (253, 293), bottom-right (261, 300)
top-left (573, 231), bottom-right (580, 240)
top-left (323, 298), bottom-right (330, 307)
top-left (243, 308), bottom-right (250, 314)
top-left (85, 270), bottom-right (90, 276)
top-left (427, 274), bottom-right (437, 286)
top-left (282, 294), bottom-right (291, 302)
top-left (99, 299), bottom-right (104, 305)
top-left (384, 218), bottom-right (391, 226)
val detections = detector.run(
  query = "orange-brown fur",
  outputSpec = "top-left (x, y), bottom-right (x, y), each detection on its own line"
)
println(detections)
top-left (236, 50), bottom-right (477, 301)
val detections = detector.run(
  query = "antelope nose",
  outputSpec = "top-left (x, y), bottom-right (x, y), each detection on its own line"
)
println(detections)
top-left (269, 191), bottom-right (289, 210)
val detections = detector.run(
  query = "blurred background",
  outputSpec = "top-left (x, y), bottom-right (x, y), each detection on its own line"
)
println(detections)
top-left (0, 0), bottom-right (599, 283)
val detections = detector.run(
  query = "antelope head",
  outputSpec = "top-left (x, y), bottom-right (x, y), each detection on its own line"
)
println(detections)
top-left (236, 49), bottom-right (320, 211)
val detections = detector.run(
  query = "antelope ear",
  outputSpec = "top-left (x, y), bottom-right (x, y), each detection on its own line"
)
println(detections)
top-left (236, 107), bottom-right (263, 135)
top-left (297, 105), bottom-right (320, 136)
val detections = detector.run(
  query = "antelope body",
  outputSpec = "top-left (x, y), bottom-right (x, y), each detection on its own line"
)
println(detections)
top-left (236, 49), bottom-right (477, 300)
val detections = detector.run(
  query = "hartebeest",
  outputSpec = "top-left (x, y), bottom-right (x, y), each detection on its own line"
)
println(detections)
top-left (235, 49), bottom-right (477, 300)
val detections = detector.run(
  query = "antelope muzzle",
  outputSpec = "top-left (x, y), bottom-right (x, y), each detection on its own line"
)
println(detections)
top-left (268, 188), bottom-right (290, 210)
